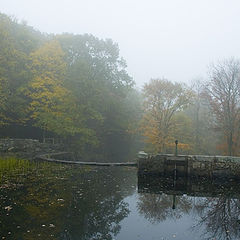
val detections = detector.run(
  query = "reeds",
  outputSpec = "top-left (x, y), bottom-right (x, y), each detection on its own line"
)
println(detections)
top-left (0, 157), bottom-right (32, 183)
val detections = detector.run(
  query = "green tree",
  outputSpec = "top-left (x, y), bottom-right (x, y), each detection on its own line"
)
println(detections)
top-left (0, 13), bottom-right (141, 160)
top-left (0, 13), bottom-right (42, 126)
top-left (58, 34), bottom-right (136, 160)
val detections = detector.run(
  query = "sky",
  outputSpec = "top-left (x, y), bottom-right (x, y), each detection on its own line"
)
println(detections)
top-left (1, 0), bottom-right (240, 87)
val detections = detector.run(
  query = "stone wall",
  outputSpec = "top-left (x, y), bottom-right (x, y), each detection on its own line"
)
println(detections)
top-left (0, 138), bottom-right (64, 159)
top-left (138, 154), bottom-right (240, 179)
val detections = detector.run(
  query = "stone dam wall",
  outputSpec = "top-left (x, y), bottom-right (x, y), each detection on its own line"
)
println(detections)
top-left (138, 154), bottom-right (240, 179)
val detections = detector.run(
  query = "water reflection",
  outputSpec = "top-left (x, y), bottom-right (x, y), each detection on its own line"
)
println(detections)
top-left (2, 158), bottom-right (240, 240)
top-left (194, 197), bottom-right (240, 240)
top-left (0, 159), bottom-right (136, 240)
top-left (138, 174), bottom-right (240, 240)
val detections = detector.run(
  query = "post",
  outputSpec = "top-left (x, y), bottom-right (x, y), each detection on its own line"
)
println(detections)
top-left (172, 195), bottom-right (176, 209)
top-left (175, 140), bottom-right (178, 156)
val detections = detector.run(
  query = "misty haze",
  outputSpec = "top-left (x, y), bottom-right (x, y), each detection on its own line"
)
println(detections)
top-left (1, 1), bottom-right (240, 240)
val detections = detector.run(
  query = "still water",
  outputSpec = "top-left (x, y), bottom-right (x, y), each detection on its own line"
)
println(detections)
top-left (0, 158), bottom-right (240, 240)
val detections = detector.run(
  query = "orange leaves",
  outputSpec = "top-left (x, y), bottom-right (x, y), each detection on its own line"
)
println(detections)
top-left (167, 142), bottom-right (191, 151)
top-left (140, 78), bottom-right (193, 153)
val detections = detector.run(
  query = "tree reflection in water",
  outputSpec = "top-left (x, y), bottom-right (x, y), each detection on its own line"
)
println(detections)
top-left (0, 160), bottom-right (136, 240)
top-left (137, 193), bottom-right (192, 223)
top-left (137, 175), bottom-right (240, 239)
top-left (193, 197), bottom-right (240, 240)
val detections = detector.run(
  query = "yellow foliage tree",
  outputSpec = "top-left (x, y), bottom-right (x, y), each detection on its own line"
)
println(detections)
top-left (24, 40), bottom-right (79, 136)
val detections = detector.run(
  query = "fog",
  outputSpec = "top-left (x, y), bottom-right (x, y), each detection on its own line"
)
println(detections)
top-left (1, 0), bottom-right (240, 86)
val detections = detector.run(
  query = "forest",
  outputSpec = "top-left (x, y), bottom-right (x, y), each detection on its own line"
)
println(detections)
top-left (1, 12), bottom-right (240, 159)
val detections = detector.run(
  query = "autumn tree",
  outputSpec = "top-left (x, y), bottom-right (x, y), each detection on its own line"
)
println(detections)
top-left (23, 40), bottom-right (84, 138)
top-left (170, 113), bottom-right (194, 154)
top-left (205, 58), bottom-right (240, 156)
top-left (141, 78), bottom-right (192, 153)
top-left (0, 13), bottom-right (141, 161)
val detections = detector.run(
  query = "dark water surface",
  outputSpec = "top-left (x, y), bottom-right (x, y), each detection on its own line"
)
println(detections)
top-left (1, 159), bottom-right (240, 240)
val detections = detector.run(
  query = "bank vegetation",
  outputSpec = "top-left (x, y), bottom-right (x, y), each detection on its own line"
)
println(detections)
top-left (1, 13), bottom-right (240, 158)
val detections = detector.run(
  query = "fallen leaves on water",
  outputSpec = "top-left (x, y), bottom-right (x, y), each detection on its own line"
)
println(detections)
top-left (4, 206), bottom-right (12, 211)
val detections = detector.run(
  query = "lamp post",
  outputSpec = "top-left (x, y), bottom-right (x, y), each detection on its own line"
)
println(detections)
top-left (175, 140), bottom-right (178, 156)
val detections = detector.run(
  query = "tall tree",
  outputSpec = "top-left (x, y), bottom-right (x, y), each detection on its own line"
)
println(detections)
top-left (0, 14), bottom-right (27, 125)
top-left (23, 40), bottom-right (83, 138)
top-left (205, 58), bottom-right (240, 156)
top-left (0, 13), bottom-right (42, 126)
top-left (0, 76), bottom-right (8, 125)
top-left (184, 79), bottom-right (219, 155)
top-left (58, 34), bottom-right (136, 160)
top-left (141, 78), bottom-right (192, 153)
top-left (0, 13), bottom-right (141, 160)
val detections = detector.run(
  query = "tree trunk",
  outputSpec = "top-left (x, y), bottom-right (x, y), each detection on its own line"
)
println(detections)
top-left (228, 132), bottom-right (233, 156)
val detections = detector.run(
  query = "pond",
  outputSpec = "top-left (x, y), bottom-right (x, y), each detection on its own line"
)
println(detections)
top-left (0, 158), bottom-right (240, 240)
